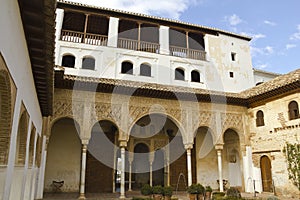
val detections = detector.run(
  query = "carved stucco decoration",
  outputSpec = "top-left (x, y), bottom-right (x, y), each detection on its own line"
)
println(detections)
top-left (221, 113), bottom-right (243, 132)
top-left (93, 103), bottom-right (121, 123)
top-left (154, 139), bottom-right (167, 151)
top-left (51, 100), bottom-right (84, 126)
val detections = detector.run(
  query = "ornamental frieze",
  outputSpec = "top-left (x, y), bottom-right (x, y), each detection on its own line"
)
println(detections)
top-left (221, 113), bottom-right (243, 132)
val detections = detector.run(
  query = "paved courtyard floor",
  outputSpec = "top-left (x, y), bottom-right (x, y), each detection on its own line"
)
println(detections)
top-left (43, 191), bottom-right (297, 200)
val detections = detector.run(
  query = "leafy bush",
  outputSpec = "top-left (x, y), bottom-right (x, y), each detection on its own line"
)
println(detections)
top-left (132, 197), bottom-right (153, 200)
top-left (226, 187), bottom-right (241, 198)
top-left (205, 185), bottom-right (212, 192)
top-left (212, 191), bottom-right (225, 200)
top-left (141, 184), bottom-right (152, 196)
top-left (267, 196), bottom-right (279, 200)
top-left (152, 185), bottom-right (164, 195)
top-left (163, 186), bottom-right (173, 197)
top-left (196, 183), bottom-right (205, 194)
top-left (187, 184), bottom-right (199, 194)
top-left (283, 143), bottom-right (300, 190)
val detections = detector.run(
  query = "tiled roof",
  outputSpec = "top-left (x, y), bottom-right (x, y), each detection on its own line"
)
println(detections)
top-left (242, 68), bottom-right (300, 98)
top-left (57, 0), bottom-right (251, 41)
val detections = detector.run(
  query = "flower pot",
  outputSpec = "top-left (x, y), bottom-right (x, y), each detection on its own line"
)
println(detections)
top-left (164, 196), bottom-right (171, 200)
top-left (153, 194), bottom-right (162, 200)
top-left (189, 194), bottom-right (197, 200)
top-left (205, 191), bottom-right (211, 200)
top-left (197, 194), bottom-right (204, 200)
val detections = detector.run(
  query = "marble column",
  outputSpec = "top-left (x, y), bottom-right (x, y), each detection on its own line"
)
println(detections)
top-left (79, 144), bottom-right (87, 200)
top-left (216, 145), bottom-right (224, 192)
top-left (149, 152), bottom-right (155, 187)
top-left (128, 152), bottom-right (134, 191)
top-left (185, 144), bottom-right (193, 186)
top-left (119, 142), bottom-right (127, 199)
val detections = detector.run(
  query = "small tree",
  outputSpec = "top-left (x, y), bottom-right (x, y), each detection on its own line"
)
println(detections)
top-left (141, 184), bottom-right (153, 196)
top-left (283, 143), bottom-right (300, 190)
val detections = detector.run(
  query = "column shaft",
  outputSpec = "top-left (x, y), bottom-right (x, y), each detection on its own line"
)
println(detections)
top-left (120, 147), bottom-right (126, 199)
top-left (79, 144), bottom-right (87, 199)
top-left (187, 149), bottom-right (192, 186)
top-left (217, 150), bottom-right (224, 192)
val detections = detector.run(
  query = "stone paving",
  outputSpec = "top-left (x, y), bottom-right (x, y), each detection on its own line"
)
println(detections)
top-left (42, 191), bottom-right (295, 200)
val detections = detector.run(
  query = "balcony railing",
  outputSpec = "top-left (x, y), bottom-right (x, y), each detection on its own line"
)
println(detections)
top-left (60, 30), bottom-right (108, 46)
top-left (170, 46), bottom-right (206, 61)
top-left (118, 38), bottom-right (160, 54)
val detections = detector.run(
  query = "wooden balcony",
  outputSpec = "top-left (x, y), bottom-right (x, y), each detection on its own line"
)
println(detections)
top-left (118, 38), bottom-right (160, 54)
top-left (60, 30), bottom-right (108, 46)
top-left (170, 46), bottom-right (206, 61)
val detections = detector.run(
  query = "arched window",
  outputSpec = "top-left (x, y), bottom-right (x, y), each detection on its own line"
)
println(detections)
top-left (0, 70), bottom-right (12, 165)
top-left (62, 54), bottom-right (75, 68)
top-left (82, 57), bottom-right (95, 70)
top-left (175, 68), bottom-right (185, 80)
top-left (140, 63), bottom-right (151, 77)
top-left (28, 126), bottom-right (36, 167)
top-left (121, 61), bottom-right (133, 74)
top-left (288, 101), bottom-right (299, 120)
top-left (256, 110), bottom-right (265, 127)
top-left (16, 111), bottom-right (29, 165)
top-left (191, 70), bottom-right (200, 82)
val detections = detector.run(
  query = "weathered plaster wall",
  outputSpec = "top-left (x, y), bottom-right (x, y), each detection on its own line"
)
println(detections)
top-left (249, 93), bottom-right (300, 197)
top-left (44, 119), bottom-right (81, 192)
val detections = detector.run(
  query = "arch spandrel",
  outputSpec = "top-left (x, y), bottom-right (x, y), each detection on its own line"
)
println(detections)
top-left (220, 113), bottom-right (245, 144)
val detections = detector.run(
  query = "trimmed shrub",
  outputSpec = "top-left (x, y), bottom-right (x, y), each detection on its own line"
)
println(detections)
top-left (141, 184), bottom-right (153, 196)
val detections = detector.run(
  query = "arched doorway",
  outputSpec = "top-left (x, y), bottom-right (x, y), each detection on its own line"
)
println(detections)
top-left (195, 127), bottom-right (217, 188)
top-left (128, 113), bottom-right (185, 190)
top-left (260, 156), bottom-right (272, 192)
top-left (223, 129), bottom-right (242, 188)
top-left (153, 149), bottom-right (165, 186)
top-left (44, 118), bottom-right (81, 192)
top-left (133, 143), bottom-right (150, 189)
top-left (85, 120), bottom-right (118, 193)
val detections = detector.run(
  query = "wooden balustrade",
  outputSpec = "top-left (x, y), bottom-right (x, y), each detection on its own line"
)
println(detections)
top-left (170, 46), bottom-right (206, 61)
top-left (60, 30), bottom-right (206, 60)
top-left (84, 33), bottom-right (108, 46)
top-left (61, 30), bottom-right (84, 43)
top-left (118, 38), bottom-right (160, 53)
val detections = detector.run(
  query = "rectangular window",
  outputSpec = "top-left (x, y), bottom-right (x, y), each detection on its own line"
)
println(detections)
top-left (231, 52), bottom-right (236, 61)
top-left (229, 71), bottom-right (234, 78)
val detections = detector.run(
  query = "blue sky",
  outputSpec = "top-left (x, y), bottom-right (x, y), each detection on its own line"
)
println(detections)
top-left (69, 0), bottom-right (300, 74)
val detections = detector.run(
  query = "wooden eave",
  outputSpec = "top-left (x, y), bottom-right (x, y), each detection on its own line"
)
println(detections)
top-left (18, 0), bottom-right (56, 116)
top-left (54, 69), bottom-right (248, 106)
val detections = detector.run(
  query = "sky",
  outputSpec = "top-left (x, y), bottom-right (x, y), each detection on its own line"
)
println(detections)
top-left (67, 0), bottom-right (300, 74)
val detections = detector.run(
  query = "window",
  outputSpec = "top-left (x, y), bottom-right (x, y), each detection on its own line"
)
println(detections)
top-left (140, 63), bottom-right (151, 77)
top-left (62, 55), bottom-right (75, 68)
top-left (175, 68), bottom-right (185, 80)
top-left (229, 71), bottom-right (234, 78)
top-left (231, 52), bottom-right (236, 61)
top-left (82, 57), bottom-right (95, 70)
top-left (191, 70), bottom-right (200, 82)
top-left (288, 101), bottom-right (299, 120)
top-left (256, 110), bottom-right (265, 127)
top-left (121, 61), bottom-right (133, 74)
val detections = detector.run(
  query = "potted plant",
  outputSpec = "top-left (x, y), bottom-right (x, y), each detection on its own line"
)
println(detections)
top-left (163, 186), bottom-right (173, 200)
top-left (196, 184), bottom-right (205, 200)
top-left (152, 185), bottom-right (164, 200)
top-left (187, 184), bottom-right (198, 200)
top-left (141, 184), bottom-right (152, 198)
top-left (205, 186), bottom-right (212, 200)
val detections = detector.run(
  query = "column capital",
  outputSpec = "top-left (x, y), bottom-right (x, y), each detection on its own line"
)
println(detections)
top-left (184, 143), bottom-right (193, 150)
top-left (81, 139), bottom-right (89, 146)
top-left (119, 140), bottom-right (127, 148)
top-left (215, 143), bottom-right (224, 150)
